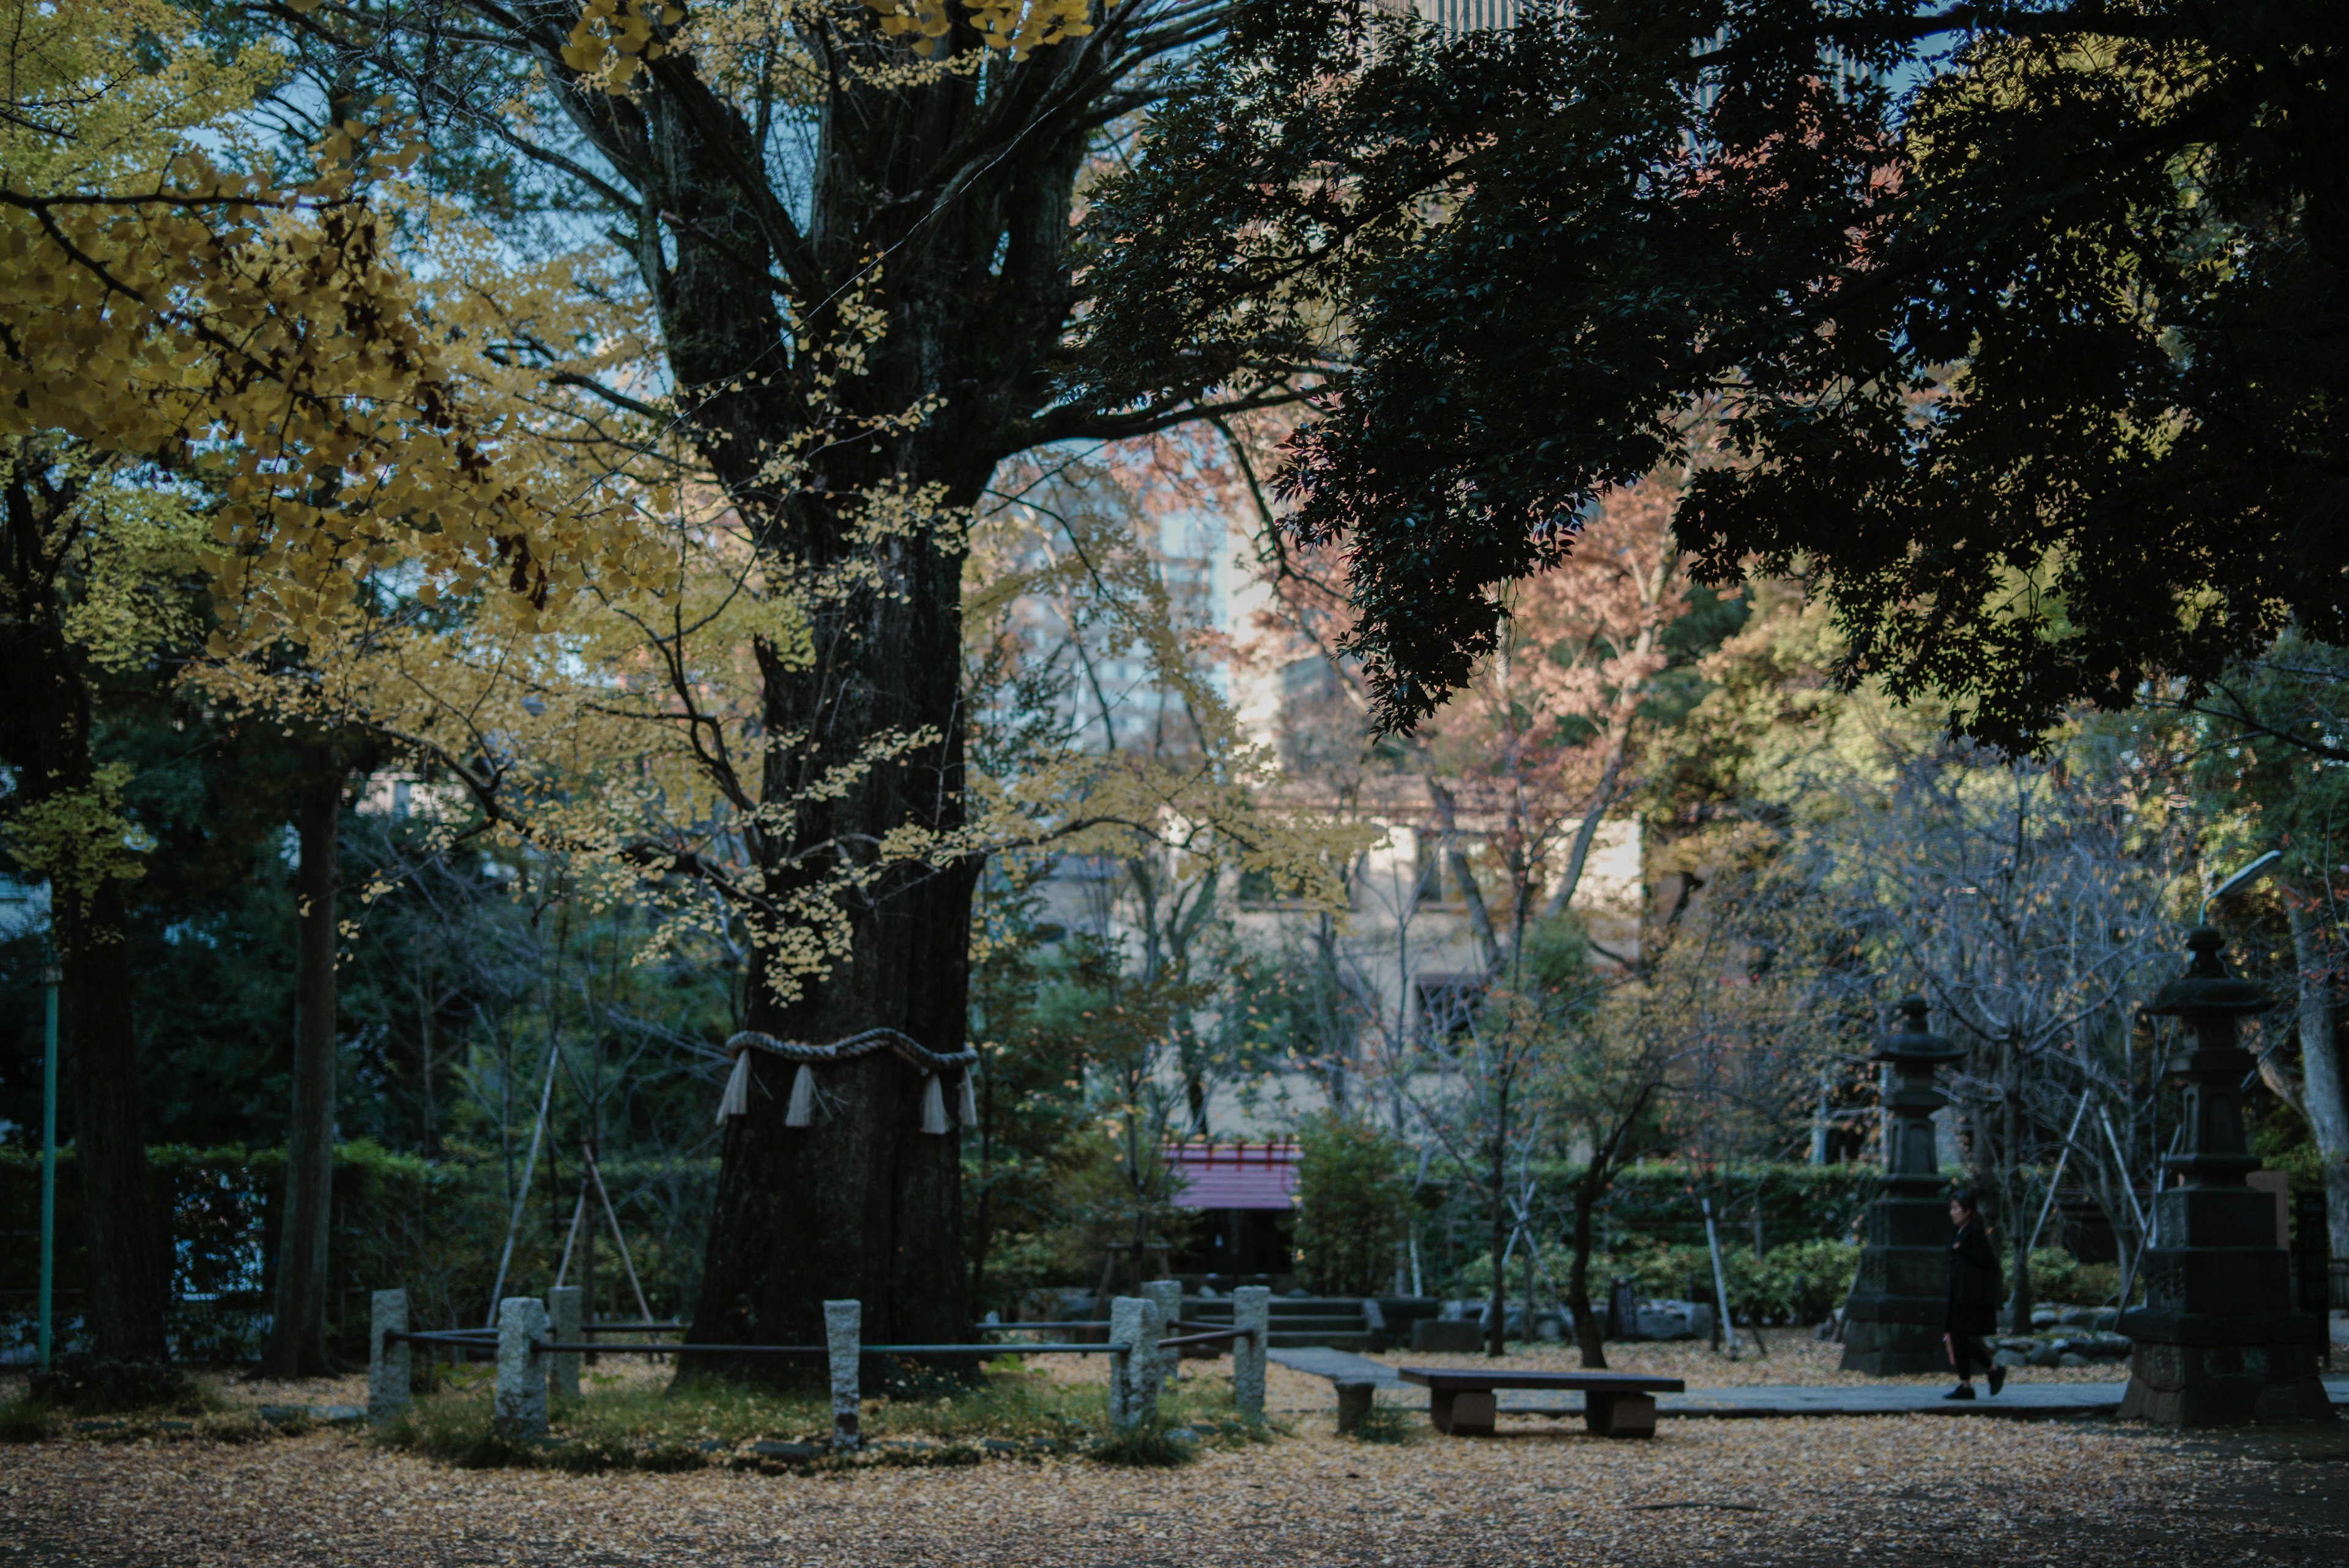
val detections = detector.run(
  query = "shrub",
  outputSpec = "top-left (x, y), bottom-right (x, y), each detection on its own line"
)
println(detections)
top-left (1088, 1422), bottom-right (1197, 1467)
top-left (1291, 1117), bottom-right (1410, 1296)
top-left (29, 1358), bottom-right (215, 1416)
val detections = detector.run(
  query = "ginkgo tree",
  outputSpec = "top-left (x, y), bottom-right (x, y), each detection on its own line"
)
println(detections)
top-left (245, 0), bottom-right (1323, 1365)
top-left (0, 0), bottom-right (654, 1359)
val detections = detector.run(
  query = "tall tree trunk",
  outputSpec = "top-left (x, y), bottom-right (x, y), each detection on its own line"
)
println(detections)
top-left (59, 880), bottom-right (171, 1362)
top-left (264, 751), bottom-right (341, 1377)
top-left (1485, 1069), bottom-right (1510, 1358)
top-left (1565, 1162), bottom-right (1609, 1370)
top-left (2, 454), bottom-right (169, 1361)
top-left (683, 557), bottom-right (979, 1380)
top-left (2288, 896), bottom-right (2349, 1258)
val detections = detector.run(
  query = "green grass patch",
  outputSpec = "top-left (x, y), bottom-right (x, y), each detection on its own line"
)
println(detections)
top-left (1345, 1402), bottom-right (1420, 1445)
top-left (1089, 1422), bottom-right (1197, 1467)
top-left (379, 1359), bottom-right (1267, 1473)
top-left (0, 1397), bottom-right (58, 1443)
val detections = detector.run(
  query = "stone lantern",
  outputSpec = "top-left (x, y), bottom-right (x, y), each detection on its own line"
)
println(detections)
top-left (2118, 927), bottom-right (2331, 1424)
top-left (1841, 996), bottom-right (1966, 1374)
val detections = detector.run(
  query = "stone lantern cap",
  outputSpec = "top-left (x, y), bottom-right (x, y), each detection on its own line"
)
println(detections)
top-left (1872, 995), bottom-right (1963, 1066)
top-left (2144, 927), bottom-right (2269, 1019)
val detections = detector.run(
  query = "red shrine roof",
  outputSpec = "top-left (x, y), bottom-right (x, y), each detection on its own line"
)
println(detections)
top-left (1163, 1140), bottom-right (1299, 1211)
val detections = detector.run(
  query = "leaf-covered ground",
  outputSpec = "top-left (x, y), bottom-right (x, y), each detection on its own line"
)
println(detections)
top-left (2, 1359), bottom-right (2343, 1567)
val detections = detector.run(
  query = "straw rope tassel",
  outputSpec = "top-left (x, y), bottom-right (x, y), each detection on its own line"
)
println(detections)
top-left (785, 1063), bottom-right (817, 1127)
top-left (956, 1069), bottom-right (979, 1128)
top-left (714, 1050), bottom-right (752, 1124)
top-left (919, 1072), bottom-right (950, 1134)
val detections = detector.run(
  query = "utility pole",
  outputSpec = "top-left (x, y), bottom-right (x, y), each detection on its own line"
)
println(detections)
top-left (39, 960), bottom-right (59, 1373)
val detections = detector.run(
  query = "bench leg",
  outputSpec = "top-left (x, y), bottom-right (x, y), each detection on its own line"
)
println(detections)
top-left (1584, 1391), bottom-right (1657, 1439)
top-left (1430, 1388), bottom-right (1496, 1436)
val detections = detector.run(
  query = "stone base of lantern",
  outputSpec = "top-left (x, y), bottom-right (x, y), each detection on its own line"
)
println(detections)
top-left (2117, 1186), bottom-right (2335, 1427)
top-left (2114, 1298), bottom-right (2330, 1429)
top-left (2118, 1334), bottom-right (2332, 1425)
top-left (1841, 1190), bottom-right (1959, 1375)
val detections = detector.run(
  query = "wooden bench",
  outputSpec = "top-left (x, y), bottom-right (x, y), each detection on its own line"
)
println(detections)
top-left (1396, 1365), bottom-right (1687, 1438)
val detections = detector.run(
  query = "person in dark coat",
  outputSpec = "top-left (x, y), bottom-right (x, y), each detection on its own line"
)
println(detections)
top-left (1944, 1190), bottom-right (2005, 1399)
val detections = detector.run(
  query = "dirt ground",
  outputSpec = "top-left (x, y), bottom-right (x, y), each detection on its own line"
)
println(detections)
top-left (3, 1359), bottom-right (2345, 1567)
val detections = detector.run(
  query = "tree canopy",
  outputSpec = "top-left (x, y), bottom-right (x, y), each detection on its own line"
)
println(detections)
top-left (1085, 0), bottom-right (2345, 749)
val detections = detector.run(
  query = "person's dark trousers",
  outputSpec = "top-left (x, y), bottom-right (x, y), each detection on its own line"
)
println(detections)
top-left (1950, 1333), bottom-right (1994, 1379)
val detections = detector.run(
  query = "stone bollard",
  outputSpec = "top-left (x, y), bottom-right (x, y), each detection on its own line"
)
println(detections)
top-left (825, 1299), bottom-right (862, 1452)
top-left (1335, 1378), bottom-right (1375, 1435)
top-left (1231, 1285), bottom-right (1270, 1422)
top-left (1143, 1278), bottom-right (1183, 1393)
top-left (494, 1297), bottom-right (549, 1440)
top-left (368, 1289), bottom-right (411, 1427)
top-left (1108, 1295), bottom-right (1156, 1430)
top-left (547, 1286), bottom-right (582, 1403)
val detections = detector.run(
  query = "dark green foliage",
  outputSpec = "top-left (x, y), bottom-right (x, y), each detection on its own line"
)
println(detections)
top-left (1414, 1159), bottom-right (1880, 1296)
top-left (963, 874), bottom-right (1117, 1313)
top-left (1345, 1401), bottom-right (1419, 1445)
top-left (1084, 0), bottom-right (2348, 748)
top-left (1291, 1115), bottom-right (1410, 1295)
top-left (0, 1398), bottom-right (56, 1443)
top-left (1088, 1422), bottom-right (1199, 1468)
top-left (26, 1356), bottom-right (211, 1415)
top-left (0, 1143), bottom-right (716, 1361)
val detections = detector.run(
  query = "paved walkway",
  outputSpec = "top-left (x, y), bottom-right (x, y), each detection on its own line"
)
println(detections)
top-left (1268, 1346), bottom-right (2349, 1421)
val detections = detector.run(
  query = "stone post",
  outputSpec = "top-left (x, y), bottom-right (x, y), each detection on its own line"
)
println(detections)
top-left (1840, 998), bottom-right (1965, 1373)
top-left (1231, 1285), bottom-right (1269, 1421)
top-left (1143, 1278), bottom-right (1183, 1394)
top-left (494, 1297), bottom-right (549, 1440)
top-left (1108, 1295), bottom-right (1154, 1430)
top-left (546, 1285), bottom-right (582, 1403)
top-left (2119, 929), bottom-right (2333, 1425)
top-left (825, 1299), bottom-right (862, 1452)
top-left (368, 1288), bottom-right (410, 1427)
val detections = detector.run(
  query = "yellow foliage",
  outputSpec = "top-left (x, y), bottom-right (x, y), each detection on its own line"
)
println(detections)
top-left (0, 0), bottom-right (636, 657)
top-left (2, 764), bottom-right (147, 908)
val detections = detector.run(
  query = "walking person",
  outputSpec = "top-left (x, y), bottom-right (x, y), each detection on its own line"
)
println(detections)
top-left (1943, 1190), bottom-right (2005, 1399)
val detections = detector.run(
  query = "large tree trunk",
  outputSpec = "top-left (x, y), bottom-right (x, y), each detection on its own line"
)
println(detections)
top-left (263, 751), bottom-right (341, 1377)
top-left (2288, 896), bottom-right (2349, 1259)
top-left (59, 880), bottom-right (171, 1362)
top-left (2, 453), bottom-right (169, 1362)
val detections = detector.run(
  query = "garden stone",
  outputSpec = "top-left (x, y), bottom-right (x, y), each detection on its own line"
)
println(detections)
top-left (1109, 1296), bottom-right (1151, 1430)
top-left (547, 1286), bottom-right (582, 1403)
top-left (1994, 1349), bottom-right (2030, 1369)
top-left (494, 1297), bottom-right (549, 1440)
top-left (2029, 1343), bottom-right (2063, 1368)
top-left (2058, 1307), bottom-right (2095, 1328)
top-left (1231, 1286), bottom-right (1269, 1421)
top-left (2031, 1307), bottom-right (2060, 1329)
top-left (824, 1299), bottom-right (861, 1452)
top-left (750, 1440), bottom-right (820, 1462)
top-left (2059, 1353), bottom-right (2091, 1368)
top-left (1143, 1279), bottom-right (1182, 1389)
top-left (368, 1289), bottom-right (410, 1427)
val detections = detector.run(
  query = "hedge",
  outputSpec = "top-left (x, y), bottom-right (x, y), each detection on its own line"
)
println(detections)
top-left (0, 1143), bottom-right (717, 1363)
